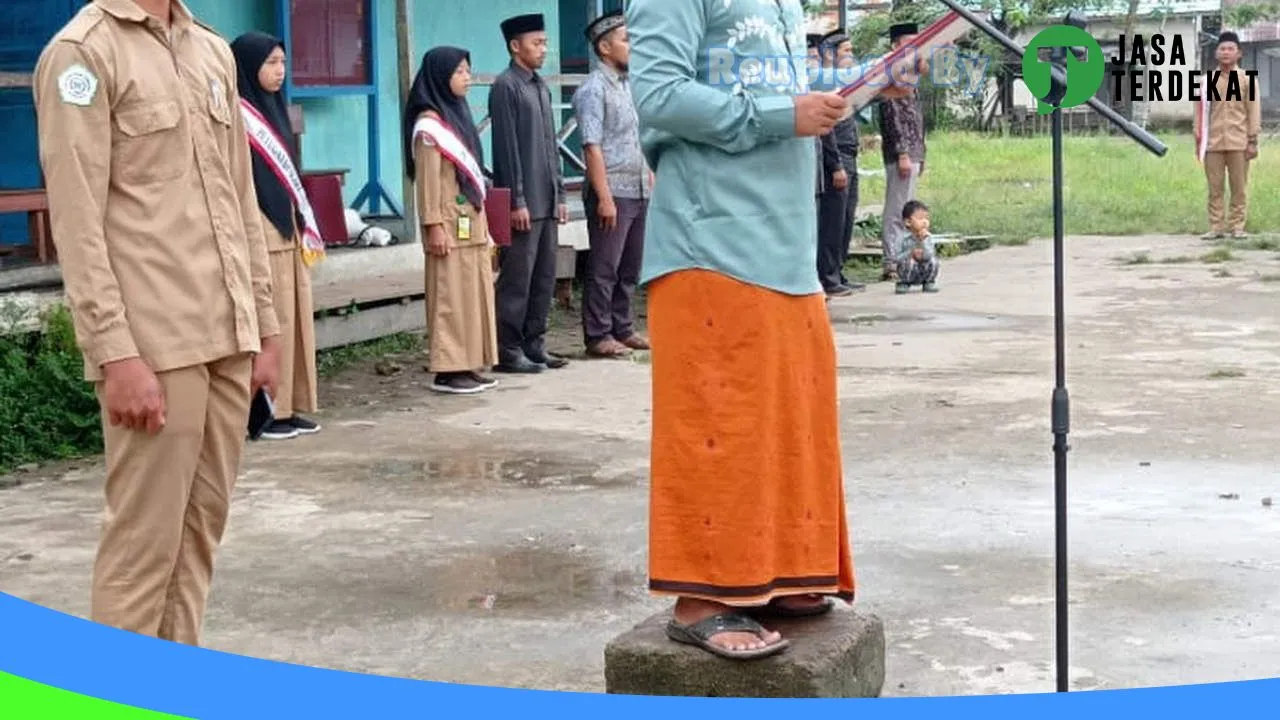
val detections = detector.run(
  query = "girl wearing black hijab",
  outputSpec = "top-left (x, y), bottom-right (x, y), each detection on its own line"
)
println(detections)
top-left (404, 47), bottom-right (499, 395)
top-left (231, 31), bottom-right (322, 440)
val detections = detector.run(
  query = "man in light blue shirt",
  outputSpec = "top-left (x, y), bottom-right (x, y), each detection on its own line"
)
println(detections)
top-left (628, 0), bottom-right (913, 661)
top-left (573, 10), bottom-right (652, 359)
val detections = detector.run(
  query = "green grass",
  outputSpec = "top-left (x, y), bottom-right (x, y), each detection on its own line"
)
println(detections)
top-left (1207, 368), bottom-right (1247, 379)
top-left (315, 332), bottom-right (423, 377)
top-left (859, 132), bottom-right (1280, 243)
top-left (1201, 247), bottom-right (1237, 264)
top-left (0, 303), bottom-right (103, 474)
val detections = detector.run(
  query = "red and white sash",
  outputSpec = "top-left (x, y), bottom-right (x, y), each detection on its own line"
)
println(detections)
top-left (412, 114), bottom-right (486, 204)
top-left (239, 99), bottom-right (326, 267)
top-left (1195, 95), bottom-right (1211, 163)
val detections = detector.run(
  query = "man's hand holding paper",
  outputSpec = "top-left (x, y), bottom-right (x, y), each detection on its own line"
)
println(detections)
top-left (795, 91), bottom-right (849, 137)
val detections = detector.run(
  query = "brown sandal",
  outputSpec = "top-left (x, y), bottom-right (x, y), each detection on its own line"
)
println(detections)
top-left (617, 334), bottom-right (650, 351)
top-left (586, 338), bottom-right (632, 358)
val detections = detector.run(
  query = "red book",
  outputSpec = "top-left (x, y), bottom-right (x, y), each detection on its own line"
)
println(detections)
top-left (485, 188), bottom-right (512, 247)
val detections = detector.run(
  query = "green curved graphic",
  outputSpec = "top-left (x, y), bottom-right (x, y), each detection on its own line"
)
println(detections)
top-left (1022, 25), bottom-right (1105, 115)
top-left (0, 671), bottom-right (189, 719)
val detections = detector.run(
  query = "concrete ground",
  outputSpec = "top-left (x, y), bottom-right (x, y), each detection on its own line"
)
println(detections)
top-left (3, 234), bottom-right (1280, 696)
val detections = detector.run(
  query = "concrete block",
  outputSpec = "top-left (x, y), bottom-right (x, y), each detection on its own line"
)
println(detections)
top-left (559, 218), bottom-right (590, 252)
top-left (314, 298), bottom-right (425, 351)
top-left (311, 242), bottom-right (424, 288)
top-left (604, 607), bottom-right (885, 698)
top-left (556, 245), bottom-right (579, 280)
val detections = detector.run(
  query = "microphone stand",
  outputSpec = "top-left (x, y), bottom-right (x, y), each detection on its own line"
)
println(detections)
top-left (928, 0), bottom-right (1168, 693)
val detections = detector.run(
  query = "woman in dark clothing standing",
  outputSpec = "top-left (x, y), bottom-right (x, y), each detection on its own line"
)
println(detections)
top-left (231, 31), bottom-right (325, 439)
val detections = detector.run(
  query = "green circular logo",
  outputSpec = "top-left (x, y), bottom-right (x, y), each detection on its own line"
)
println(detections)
top-left (1022, 25), bottom-right (1105, 114)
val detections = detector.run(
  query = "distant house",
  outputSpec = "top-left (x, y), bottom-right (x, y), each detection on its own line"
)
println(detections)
top-left (1222, 0), bottom-right (1280, 117)
top-left (1008, 0), bottom-right (1222, 125)
top-left (804, 0), bottom-right (892, 33)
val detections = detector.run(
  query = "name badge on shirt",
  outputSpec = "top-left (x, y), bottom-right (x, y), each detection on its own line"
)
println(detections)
top-left (209, 78), bottom-right (227, 116)
top-left (458, 215), bottom-right (472, 240)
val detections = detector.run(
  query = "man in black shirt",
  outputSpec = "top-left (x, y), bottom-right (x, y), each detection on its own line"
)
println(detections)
top-left (490, 13), bottom-right (570, 373)
top-left (816, 28), bottom-right (865, 297)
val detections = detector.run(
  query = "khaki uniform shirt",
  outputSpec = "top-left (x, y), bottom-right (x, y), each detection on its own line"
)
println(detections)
top-left (33, 0), bottom-right (279, 382)
top-left (415, 113), bottom-right (489, 250)
top-left (1203, 68), bottom-right (1262, 153)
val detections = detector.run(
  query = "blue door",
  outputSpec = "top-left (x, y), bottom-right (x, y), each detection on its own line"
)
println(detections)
top-left (0, 0), bottom-right (80, 251)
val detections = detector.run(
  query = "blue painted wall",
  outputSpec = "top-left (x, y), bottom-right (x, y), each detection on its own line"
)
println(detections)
top-left (410, 0), bottom-right (566, 197)
top-left (187, 0), bottom-right (273, 38)
top-left (0, 0), bottom-right (81, 248)
top-left (190, 0), bottom-right (567, 214)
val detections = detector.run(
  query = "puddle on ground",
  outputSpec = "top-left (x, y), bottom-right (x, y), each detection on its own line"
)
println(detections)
top-left (359, 452), bottom-right (638, 492)
top-left (226, 545), bottom-right (647, 620)
top-left (833, 311), bottom-right (1011, 333)
top-left (424, 545), bottom-right (646, 614)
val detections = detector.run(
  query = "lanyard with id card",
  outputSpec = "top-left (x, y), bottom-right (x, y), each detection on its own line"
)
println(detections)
top-left (456, 194), bottom-right (472, 241)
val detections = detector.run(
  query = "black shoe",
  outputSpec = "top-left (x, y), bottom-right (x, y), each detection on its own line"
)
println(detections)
top-left (493, 355), bottom-right (545, 374)
top-left (842, 281), bottom-right (867, 293)
top-left (825, 285), bottom-right (854, 298)
top-left (922, 282), bottom-right (939, 293)
top-left (260, 419), bottom-right (299, 441)
top-left (430, 372), bottom-right (486, 394)
top-left (468, 371), bottom-right (499, 389)
top-left (287, 415), bottom-right (322, 435)
top-left (895, 282), bottom-right (911, 295)
top-left (526, 349), bottom-right (568, 369)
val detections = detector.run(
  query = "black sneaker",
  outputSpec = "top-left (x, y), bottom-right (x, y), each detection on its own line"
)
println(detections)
top-left (922, 282), bottom-right (939, 293)
top-left (468, 371), bottom-right (499, 389)
top-left (494, 353), bottom-right (545, 374)
top-left (527, 349), bottom-right (568, 369)
top-left (843, 281), bottom-right (867, 293)
top-left (260, 419), bottom-right (299, 441)
top-left (430, 372), bottom-right (485, 394)
top-left (288, 415), bottom-right (322, 435)
top-left (895, 282), bottom-right (911, 295)
top-left (825, 285), bottom-right (854, 298)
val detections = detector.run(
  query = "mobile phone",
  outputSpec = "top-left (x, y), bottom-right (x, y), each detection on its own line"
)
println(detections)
top-left (247, 389), bottom-right (275, 440)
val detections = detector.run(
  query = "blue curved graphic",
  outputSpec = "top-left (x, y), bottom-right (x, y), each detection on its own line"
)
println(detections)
top-left (1, 592), bottom-right (1276, 718)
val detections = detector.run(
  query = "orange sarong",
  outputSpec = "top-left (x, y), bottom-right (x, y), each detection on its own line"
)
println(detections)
top-left (647, 269), bottom-right (855, 606)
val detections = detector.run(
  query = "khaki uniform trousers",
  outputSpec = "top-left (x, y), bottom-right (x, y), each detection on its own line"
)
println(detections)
top-left (90, 353), bottom-right (252, 646)
top-left (268, 247), bottom-right (317, 417)
top-left (1205, 150), bottom-right (1250, 234)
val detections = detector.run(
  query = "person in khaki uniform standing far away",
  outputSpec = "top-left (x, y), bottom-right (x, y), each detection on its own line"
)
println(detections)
top-left (231, 31), bottom-right (324, 441)
top-left (33, 0), bottom-right (281, 646)
top-left (1195, 31), bottom-right (1261, 240)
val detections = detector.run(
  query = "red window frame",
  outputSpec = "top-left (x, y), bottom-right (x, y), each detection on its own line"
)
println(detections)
top-left (288, 0), bottom-right (370, 88)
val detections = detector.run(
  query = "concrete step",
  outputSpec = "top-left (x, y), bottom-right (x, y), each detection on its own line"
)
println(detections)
top-left (605, 607), bottom-right (886, 697)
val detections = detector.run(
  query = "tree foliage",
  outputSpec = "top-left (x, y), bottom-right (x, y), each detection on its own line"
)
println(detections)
top-left (1224, 0), bottom-right (1280, 26)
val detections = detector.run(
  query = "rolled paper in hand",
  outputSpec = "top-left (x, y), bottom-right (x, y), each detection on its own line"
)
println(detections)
top-left (836, 10), bottom-right (982, 117)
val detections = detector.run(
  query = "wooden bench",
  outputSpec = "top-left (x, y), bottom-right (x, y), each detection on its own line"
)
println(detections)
top-left (0, 189), bottom-right (55, 263)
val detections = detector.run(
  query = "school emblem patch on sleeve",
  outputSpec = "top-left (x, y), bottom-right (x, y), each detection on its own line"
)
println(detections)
top-left (58, 64), bottom-right (98, 106)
